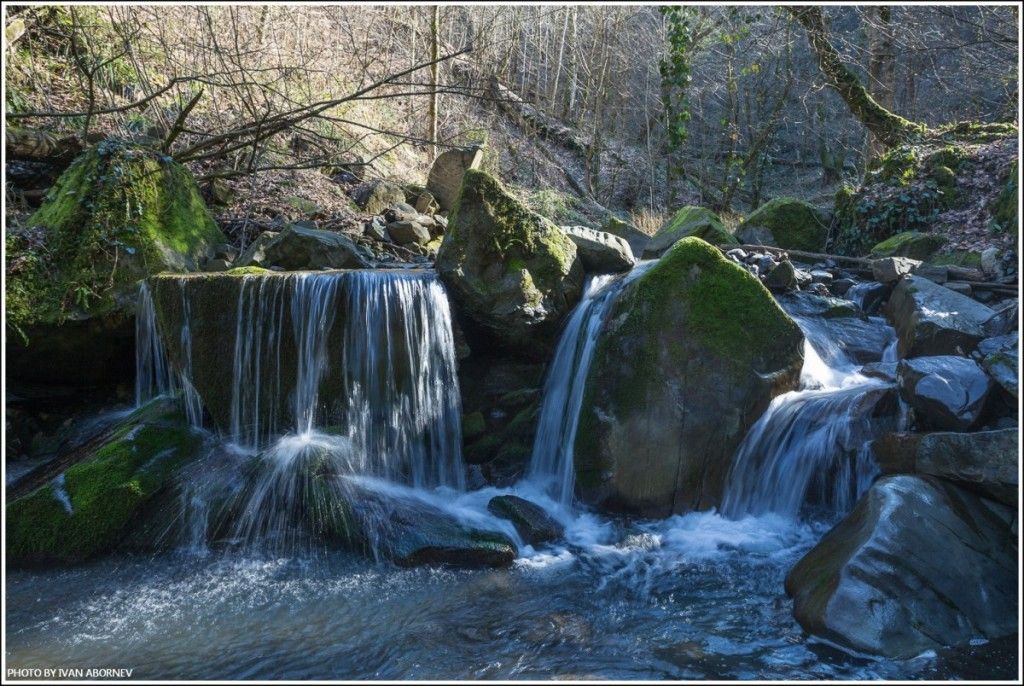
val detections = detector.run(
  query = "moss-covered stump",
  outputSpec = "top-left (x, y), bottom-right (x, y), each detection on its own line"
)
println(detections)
top-left (6, 399), bottom-right (204, 566)
top-left (869, 231), bottom-right (947, 261)
top-left (575, 238), bottom-right (804, 516)
top-left (6, 139), bottom-right (225, 385)
top-left (642, 206), bottom-right (737, 258)
top-left (735, 197), bottom-right (829, 252)
top-left (436, 170), bottom-right (584, 351)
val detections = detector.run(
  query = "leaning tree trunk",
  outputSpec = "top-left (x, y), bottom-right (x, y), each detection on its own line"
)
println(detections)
top-left (787, 6), bottom-right (924, 148)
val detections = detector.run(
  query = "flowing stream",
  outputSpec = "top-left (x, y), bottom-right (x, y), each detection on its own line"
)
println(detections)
top-left (6, 270), bottom-right (1013, 680)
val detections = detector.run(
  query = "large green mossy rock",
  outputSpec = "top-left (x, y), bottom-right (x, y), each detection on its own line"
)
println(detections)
top-left (6, 139), bottom-right (225, 385)
top-left (575, 238), bottom-right (804, 516)
top-left (869, 231), bottom-right (947, 261)
top-left (436, 170), bottom-right (584, 351)
top-left (5, 399), bottom-right (205, 566)
top-left (642, 206), bottom-right (737, 258)
top-left (785, 475), bottom-right (1017, 659)
top-left (735, 197), bottom-right (828, 252)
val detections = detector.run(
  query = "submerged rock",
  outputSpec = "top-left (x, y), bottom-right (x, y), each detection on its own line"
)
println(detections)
top-left (886, 275), bottom-right (996, 357)
top-left (642, 206), bottom-right (736, 258)
top-left (436, 170), bottom-right (583, 349)
top-left (873, 429), bottom-right (1018, 505)
top-left (734, 197), bottom-right (828, 252)
top-left (311, 477), bottom-right (517, 569)
top-left (235, 225), bottom-right (370, 270)
top-left (487, 495), bottom-right (564, 546)
top-left (786, 475), bottom-right (1017, 659)
top-left (6, 139), bottom-right (225, 385)
top-left (561, 226), bottom-right (635, 273)
top-left (575, 237), bottom-right (804, 516)
top-left (5, 399), bottom-right (205, 566)
top-left (897, 356), bottom-right (992, 431)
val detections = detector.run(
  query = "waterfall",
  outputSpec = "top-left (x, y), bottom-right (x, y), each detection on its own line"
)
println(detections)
top-left (721, 305), bottom-right (896, 520)
top-left (527, 262), bottom-right (655, 504)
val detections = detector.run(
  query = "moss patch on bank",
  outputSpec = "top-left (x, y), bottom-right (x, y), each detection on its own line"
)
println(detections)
top-left (736, 197), bottom-right (829, 252)
top-left (5, 139), bottom-right (224, 339)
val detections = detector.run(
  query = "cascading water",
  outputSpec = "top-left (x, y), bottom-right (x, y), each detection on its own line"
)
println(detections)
top-left (721, 305), bottom-right (897, 520)
top-left (527, 262), bottom-right (655, 504)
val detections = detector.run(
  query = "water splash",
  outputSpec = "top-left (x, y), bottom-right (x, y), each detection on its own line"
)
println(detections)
top-left (722, 297), bottom-right (897, 519)
top-left (527, 262), bottom-right (655, 504)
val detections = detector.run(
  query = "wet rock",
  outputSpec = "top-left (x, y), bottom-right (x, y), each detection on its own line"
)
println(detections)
top-left (944, 281), bottom-right (973, 297)
top-left (983, 300), bottom-right (1018, 338)
top-left (763, 260), bottom-right (798, 292)
top-left (786, 475), bottom-right (1017, 659)
top-left (427, 146), bottom-right (483, 211)
top-left (576, 238), bottom-right (804, 516)
top-left (352, 179), bottom-right (406, 215)
top-left (561, 225), bottom-right (635, 273)
top-left (386, 220), bottom-right (431, 246)
top-left (436, 170), bottom-right (583, 350)
top-left (846, 281), bottom-right (890, 315)
top-left (976, 333), bottom-right (1018, 398)
top-left (810, 270), bottom-right (833, 285)
top-left (487, 495), bottom-right (564, 545)
top-left (861, 361), bottom-right (898, 383)
top-left (236, 225), bottom-right (370, 270)
top-left (915, 263), bottom-right (949, 284)
top-left (735, 197), bottom-right (828, 252)
top-left (873, 429), bottom-right (1018, 506)
top-left (886, 275), bottom-right (996, 358)
top-left (832, 278), bottom-right (856, 296)
top-left (643, 206), bottom-right (736, 258)
top-left (6, 399), bottom-right (205, 566)
top-left (897, 356), bottom-right (992, 431)
top-left (871, 257), bottom-right (921, 284)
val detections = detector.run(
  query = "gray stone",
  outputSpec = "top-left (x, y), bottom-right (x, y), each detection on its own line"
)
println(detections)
top-left (363, 217), bottom-right (387, 242)
top-left (885, 275), bottom-right (997, 358)
top-left (203, 258), bottom-right (231, 272)
top-left (236, 225), bottom-right (370, 270)
top-left (427, 146), bottom-right (484, 211)
top-left (352, 179), bottom-right (406, 215)
top-left (871, 257), bottom-right (921, 284)
top-left (915, 263), bottom-right (949, 284)
top-left (944, 281), bottom-right (973, 296)
top-left (810, 269), bottom-right (834, 285)
top-left (786, 475), bottom-right (1017, 659)
top-left (981, 247), bottom-right (1000, 277)
top-left (561, 226), bottom-right (635, 273)
top-left (897, 355), bottom-right (992, 431)
top-left (861, 361), bottom-right (898, 383)
top-left (977, 333), bottom-right (1018, 398)
top-left (873, 429), bottom-right (1018, 505)
top-left (763, 260), bottom-right (798, 292)
top-left (487, 495), bottom-right (564, 546)
top-left (832, 278), bottom-right (856, 296)
top-left (386, 220), bottom-right (431, 246)
top-left (414, 190), bottom-right (439, 215)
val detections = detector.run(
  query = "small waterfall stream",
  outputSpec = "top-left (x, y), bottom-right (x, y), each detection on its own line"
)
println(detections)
top-left (527, 262), bottom-right (655, 504)
top-left (720, 308), bottom-right (897, 519)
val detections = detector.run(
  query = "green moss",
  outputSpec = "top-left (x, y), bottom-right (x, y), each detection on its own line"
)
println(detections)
top-left (646, 206), bottom-right (736, 256)
top-left (738, 197), bottom-right (828, 252)
top-left (990, 161), bottom-right (1018, 234)
top-left (6, 405), bottom-right (202, 565)
top-left (870, 231), bottom-right (947, 260)
top-left (934, 121), bottom-right (1018, 144)
top-left (462, 411), bottom-right (486, 440)
top-left (6, 139), bottom-right (224, 337)
top-left (225, 266), bottom-right (271, 276)
top-left (872, 146), bottom-right (919, 185)
top-left (928, 250), bottom-right (983, 269)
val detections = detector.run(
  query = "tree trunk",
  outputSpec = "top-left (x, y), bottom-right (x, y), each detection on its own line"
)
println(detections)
top-left (429, 5), bottom-right (439, 159)
top-left (788, 6), bottom-right (924, 148)
top-left (866, 6), bottom-right (896, 159)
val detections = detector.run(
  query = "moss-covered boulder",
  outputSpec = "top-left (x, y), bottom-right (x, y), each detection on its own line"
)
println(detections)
top-left (6, 399), bottom-right (205, 566)
top-left (575, 238), bottom-right (804, 516)
top-left (735, 197), bottom-right (829, 252)
top-left (6, 139), bottom-right (225, 385)
top-left (990, 160), bottom-right (1018, 233)
top-left (869, 231), bottom-right (947, 261)
top-left (601, 215), bottom-right (650, 256)
top-left (436, 170), bottom-right (583, 350)
top-left (642, 206), bottom-right (737, 258)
